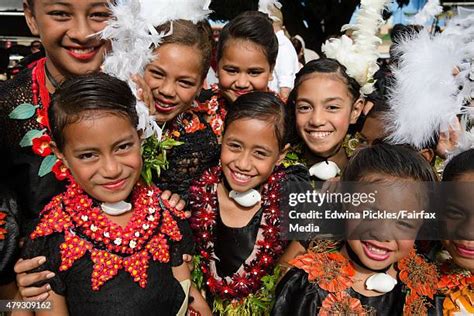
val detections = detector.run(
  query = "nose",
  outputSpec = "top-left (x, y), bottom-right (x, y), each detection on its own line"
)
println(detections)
top-left (67, 17), bottom-right (95, 44)
top-left (234, 151), bottom-right (252, 172)
top-left (101, 154), bottom-right (122, 179)
top-left (235, 73), bottom-right (250, 89)
top-left (308, 106), bottom-right (326, 127)
top-left (366, 221), bottom-right (393, 242)
top-left (158, 79), bottom-right (176, 98)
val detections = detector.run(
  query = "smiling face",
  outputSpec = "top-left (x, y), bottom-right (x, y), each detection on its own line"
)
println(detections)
top-left (217, 39), bottom-right (273, 103)
top-left (442, 172), bottom-right (474, 272)
top-left (24, 0), bottom-right (111, 80)
top-left (143, 43), bottom-right (204, 124)
top-left (295, 74), bottom-right (362, 158)
top-left (220, 118), bottom-right (285, 192)
top-left (345, 175), bottom-right (424, 270)
top-left (53, 112), bottom-right (142, 203)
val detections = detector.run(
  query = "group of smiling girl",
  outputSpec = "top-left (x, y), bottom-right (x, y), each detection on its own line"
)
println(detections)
top-left (0, 0), bottom-right (471, 315)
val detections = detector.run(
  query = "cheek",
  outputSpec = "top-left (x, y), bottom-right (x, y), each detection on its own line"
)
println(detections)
top-left (295, 113), bottom-right (308, 132)
top-left (251, 77), bottom-right (270, 90)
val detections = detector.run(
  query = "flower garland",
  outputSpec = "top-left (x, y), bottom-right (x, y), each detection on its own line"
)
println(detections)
top-left (0, 211), bottom-right (7, 240)
top-left (290, 243), bottom-right (439, 315)
top-left (437, 259), bottom-right (474, 315)
top-left (8, 57), bottom-right (68, 180)
top-left (188, 166), bottom-right (287, 305)
top-left (30, 179), bottom-right (185, 290)
top-left (194, 84), bottom-right (227, 136)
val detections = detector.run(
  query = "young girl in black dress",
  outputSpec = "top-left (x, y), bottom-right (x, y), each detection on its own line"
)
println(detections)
top-left (19, 74), bottom-right (195, 315)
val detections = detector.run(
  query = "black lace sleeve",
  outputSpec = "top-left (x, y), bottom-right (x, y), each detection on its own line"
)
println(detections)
top-left (0, 187), bottom-right (20, 285)
top-left (170, 218), bottom-right (195, 267)
top-left (21, 232), bottom-right (66, 295)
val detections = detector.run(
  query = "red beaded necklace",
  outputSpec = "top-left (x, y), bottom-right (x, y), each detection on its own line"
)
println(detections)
top-left (189, 166), bottom-right (287, 299)
top-left (31, 179), bottom-right (185, 290)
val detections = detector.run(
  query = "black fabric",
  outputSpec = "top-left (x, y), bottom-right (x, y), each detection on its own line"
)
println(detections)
top-left (0, 68), bottom-right (66, 236)
top-left (0, 186), bottom-right (20, 285)
top-left (214, 208), bottom-right (264, 277)
top-left (21, 206), bottom-right (194, 315)
top-left (271, 268), bottom-right (406, 316)
top-left (22, 233), bottom-right (185, 316)
top-left (155, 111), bottom-right (219, 200)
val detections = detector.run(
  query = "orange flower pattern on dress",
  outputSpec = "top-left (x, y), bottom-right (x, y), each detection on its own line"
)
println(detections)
top-left (290, 251), bottom-right (355, 293)
top-left (437, 260), bottom-right (474, 315)
top-left (319, 292), bottom-right (367, 316)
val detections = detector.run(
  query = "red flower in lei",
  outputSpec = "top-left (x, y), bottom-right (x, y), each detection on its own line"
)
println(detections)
top-left (30, 179), bottom-right (185, 290)
top-left (398, 249), bottom-right (439, 315)
top-left (0, 211), bottom-right (7, 240)
top-left (32, 134), bottom-right (52, 157)
top-left (193, 84), bottom-right (227, 136)
top-left (189, 166), bottom-right (287, 299)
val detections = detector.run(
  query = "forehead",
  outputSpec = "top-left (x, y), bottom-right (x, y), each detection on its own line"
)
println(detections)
top-left (32, 0), bottom-right (110, 8)
top-left (150, 44), bottom-right (203, 75)
top-left (224, 118), bottom-right (278, 144)
top-left (297, 74), bottom-right (352, 100)
top-left (221, 39), bottom-right (269, 65)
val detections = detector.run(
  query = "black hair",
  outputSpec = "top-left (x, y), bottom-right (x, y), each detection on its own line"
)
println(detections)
top-left (286, 58), bottom-right (362, 145)
top-left (224, 91), bottom-right (288, 150)
top-left (342, 142), bottom-right (438, 182)
top-left (155, 19), bottom-right (212, 80)
top-left (216, 11), bottom-right (278, 68)
top-left (443, 149), bottom-right (474, 181)
top-left (48, 73), bottom-right (138, 150)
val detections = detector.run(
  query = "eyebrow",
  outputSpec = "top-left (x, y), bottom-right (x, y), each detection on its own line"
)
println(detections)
top-left (226, 137), bottom-right (274, 153)
top-left (72, 134), bottom-right (135, 153)
top-left (45, 1), bottom-right (108, 7)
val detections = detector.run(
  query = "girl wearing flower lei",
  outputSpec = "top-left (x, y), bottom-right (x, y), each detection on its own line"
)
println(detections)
top-left (272, 143), bottom-right (439, 315)
top-left (430, 148), bottom-right (474, 315)
top-left (194, 11), bottom-right (278, 138)
top-left (189, 92), bottom-right (312, 315)
top-left (18, 74), bottom-right (205, 315)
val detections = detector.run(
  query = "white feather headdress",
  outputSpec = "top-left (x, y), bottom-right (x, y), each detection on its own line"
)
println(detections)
top-left (322, 0), bottom-right (391, 96)
top-left (411, 0), bottom-right (443, 26)
top-left (258, 0), bottom-right (282, 22)
top-left (100, 0), bottom-right (211, 139)
top-left (385, 29), bottom-right (472, 150)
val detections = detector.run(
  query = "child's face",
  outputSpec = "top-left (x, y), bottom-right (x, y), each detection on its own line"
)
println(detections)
top-left (217, 39), bottom-right (273, 103)
top-left (442, 172), bottom-right (474, 271)
top-left (221, 118), bottom-right (285, 193)
top-left (345, 175), bottom-right (424, 270)
top-left (295, 74), bottom-right (362, 157)
top-left (24, 0), bottom-right (110, 78)
top-left (359, 114), bottom-right (387, 146)
top-left (54, 113), bottom-right (142, 204)
top-left (143, 43), bottom-right (204, 124)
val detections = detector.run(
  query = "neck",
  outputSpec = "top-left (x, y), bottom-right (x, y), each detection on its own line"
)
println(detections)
top-left (44, 59), bottom-right (64, 93)
top-left (304, 144), bottom-right (348, 170)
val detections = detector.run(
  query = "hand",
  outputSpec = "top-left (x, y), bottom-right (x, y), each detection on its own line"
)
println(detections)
top-left (159, 190), bottom-right (191, 218)
top-left (436, 119), bottom-right (461, 159)
top-left (14, 257), bottom-right (55, 301)
top-left (132, 74), bottom-right (155, 115)
top-left (182, 254), bottom-right (194, 271)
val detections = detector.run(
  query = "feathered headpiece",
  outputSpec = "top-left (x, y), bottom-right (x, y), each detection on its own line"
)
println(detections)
top-left (385, 20), bottom-right (474, 153)
top-left (258, 0), bottom-right (282, 22)
top-left (411, 0), bottom-right (443, 26)
top-left (100, 0), bottom-right (211, 138)
top-left (322, 0), bottom-right (391, 96)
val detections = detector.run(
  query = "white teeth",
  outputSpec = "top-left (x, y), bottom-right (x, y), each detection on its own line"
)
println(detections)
top-left (309, 131), bottom-right (332, 138)
top-left (367, 244), bottom-right (388, 255)
top-left (70, 47), bottom-right (95, 54)
top-left (233, 171), bottom-right (251, 180)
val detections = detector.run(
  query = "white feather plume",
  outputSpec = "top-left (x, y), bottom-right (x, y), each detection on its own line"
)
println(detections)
top-left (258, 0), bottom-right (282, 21)
top-left (411, 0), bottom-right (443, 26)
top-left (385, 30), bottom-right (465, 149)
top-left (322, 0), bottom-right (390, 96)
top-left (100, 0), bottom-right (211, 140)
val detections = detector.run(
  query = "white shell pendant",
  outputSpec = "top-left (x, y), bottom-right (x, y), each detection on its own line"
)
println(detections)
top-left (308, 161), bottom-right (340, 180)
top-left (365, 273), bottom-right (398, 293)
top-left (229, 189), bottom-right (262, 208)
top-left (101, 201), bottom-right (132, 216)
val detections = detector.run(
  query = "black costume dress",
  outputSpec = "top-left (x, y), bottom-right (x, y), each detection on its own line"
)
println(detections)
top-left (271, 267), bottom-right (406, 315)
top-left (0, 186), bottom-right (20, 285)
top-left (22, 183), bottom-right (194, 316)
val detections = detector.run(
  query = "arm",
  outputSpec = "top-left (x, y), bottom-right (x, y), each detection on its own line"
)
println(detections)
top-left (35, 291), bottom-right (68, 316)
top-left (172, 263), bottom-right (211, 316)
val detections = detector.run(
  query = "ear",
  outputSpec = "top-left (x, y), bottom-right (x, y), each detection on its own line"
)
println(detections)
top-left (23, 1), bottom-right (40, 36)
top-left (277, 143), bottom-right (290, 165)
top-left (419, 148), bottom-right (435, 164)
top-left (350, 98), bottom-right (364, 124)
top-left (50, 141), bottom-right (69, 168)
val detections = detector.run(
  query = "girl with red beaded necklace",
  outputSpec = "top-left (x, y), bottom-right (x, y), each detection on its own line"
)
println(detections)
top-left (17, 73), bottom-right (199, 315)
top-left (189, 91), bottom-right (312, 314)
